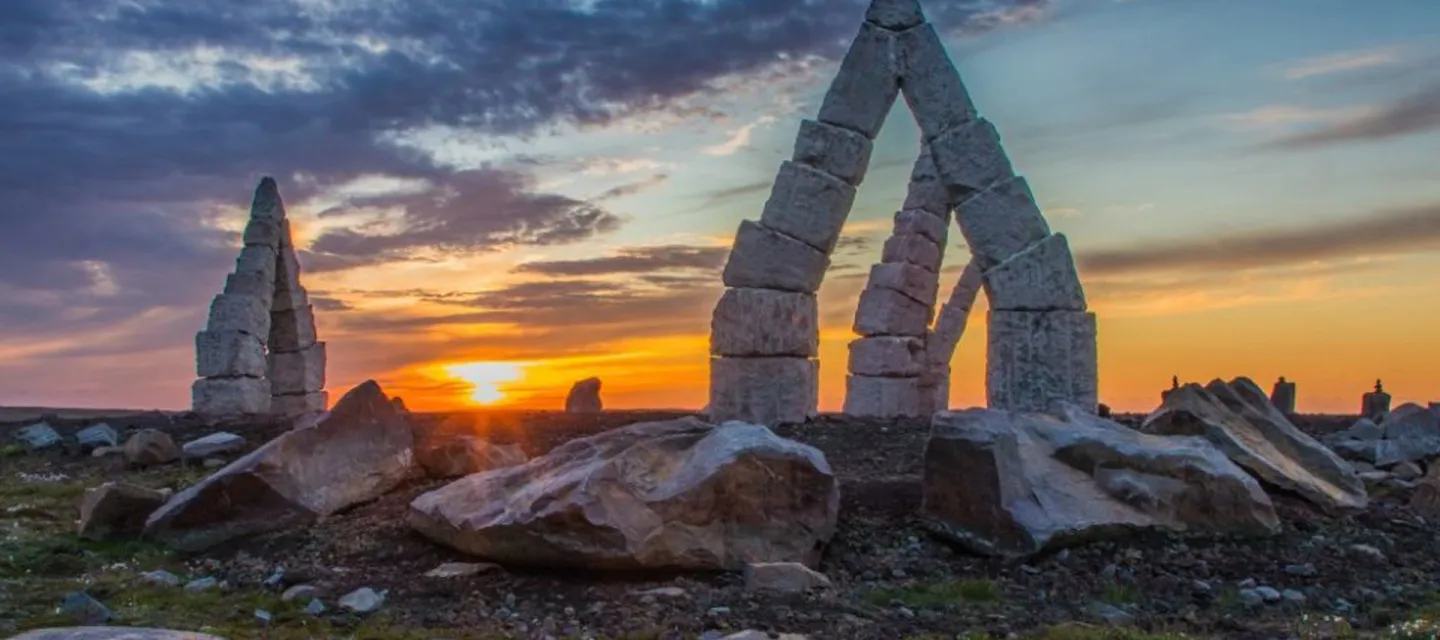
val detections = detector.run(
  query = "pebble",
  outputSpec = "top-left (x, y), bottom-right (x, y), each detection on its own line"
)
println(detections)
top-left (339, 587), bottom-right (386, 614)
top-left (282, 584), bottom-right (319, 603)
top-left (1257, 586), bottom-right (1282, 603)
top-left (1350, 544), bottom-right (1388, 564)
top-left (184, 577), bottom-right (218, 593)
top-left (255, 609), bottom-right (273, 625)
top-left (1282, 589), bottom-right (1307, 604)
top-left (425, 562), bottom-right (501, 579)
top-left (1238, 578), bottom-right (1258, 589)
top-left (634, 587), bottom-right (687, 599)
top-left (141, 570), bottom-right (181, 587)
top-left (1285, 563), bottom-right (1317, 577)
top-left (1191, 580), bottom-right (1213, 595)
top-left (59, 592), bottom-right (111, 624)
top-left (304, 599), bottom-right (327, 616)
top-left (1238, 589), bottom-right (1264, 607)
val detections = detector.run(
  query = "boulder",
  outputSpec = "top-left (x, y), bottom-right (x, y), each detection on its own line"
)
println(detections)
top-left (923, 405), bottom-right (1279, 558)
top-left (391, 397), bottom-right (410, 414)
top-left (123, 430), bottom-right (181, 467)
top-left (144, 380), bottom-right (417, 551)
top-left (8, 629), bottom-right (224, 640)
top-left (415, 432), bottom-right (528, 479)
top-left (565, 378), bottom-right (603, 414)
top-left (1383, 403), bottom-right (1440, 441)
top-left (75, 424), bottom-right (119, 452)
top-left (15, 422), bottom-right (61, 451)
top-left (1409, 464), bottom-right (1440, 516)
top-left (78, 482), bottom-right (168, 541)
top-left (409, 418), bottom-right (839, 570)
top-left (1142, 379), bottom-right (1366, 512)
top-left (181, 432), bottom-right (246, 459)
top-left (744, 562), bottom-right (833, 594)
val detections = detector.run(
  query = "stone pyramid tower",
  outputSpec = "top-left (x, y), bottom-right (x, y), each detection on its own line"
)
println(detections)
top-left (708, 0), bottom-right (1097, 425)
top-left (192, 178), bottom-right (328, 416)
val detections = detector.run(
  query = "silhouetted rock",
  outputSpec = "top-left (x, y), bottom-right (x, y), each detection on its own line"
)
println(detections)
top-left (565, 378), bottom-right (603, 414)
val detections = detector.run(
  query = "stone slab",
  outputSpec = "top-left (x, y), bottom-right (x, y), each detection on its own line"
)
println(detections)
top-left (865, 262), bottom-right (940, 307)
top-left (243, 218), bottom-right (284, 248)
top-left (235, 245), bottom-right (277, 282)
top-left (844, 375), bottom-right (926, 418)
top-left (817, 22), bottom-right (900, 139)
top-left (205, 294), bottom-right (271, 337)
top-left (898, 23), bottom-right (978, 139)
top-left (792, 119), bottom-right (874, 186)
top-left (275, 244), bottom-right (303, 292)
top-left (224, 271), bottom-right (275, 301)
top-left (721, 221), bottom-right (830, 293)
top-left (866, 0), bottom-right (925, 30)
top-left (881, 233), bottom-right (942, 273)
top-left (903, 148), bottom-right (950, 217)
top-left (848, 336), bottom-right (926, 377)
top-left (893, 209), bottom-right (947, 247)
top-left (986, 310), bottom-right (1098, 413)
top-left (268, 342), bottom-right (327, 395)
top-left (192, 377), bottom-right (272, 416)
top-left (270, 304), bottom-right (318, 353)
top-left (272, 391), bottom-right (329, 416)
top-left (709, 357), bottom-right (818, 426)
top-left (982, 233), bottom-right (1087, 311)
top-left (854, 287), bottom-right (933, 337)
top-left (272, 285), bottom-right (308, 313)
top-left (195, 331), bottom-right (267, 378)
top-left (927, 260), bottom-right (985, 367)
top-left (930, 118), bottom-right (1014, 198)
top-left (711, 288), bottom-right (819, 357)
top-left (955, 176), bottom-right (1052, 267)
top-left (758, 161), bottom-right (858, 254)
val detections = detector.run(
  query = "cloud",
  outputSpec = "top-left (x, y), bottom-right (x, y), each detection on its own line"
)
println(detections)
top-left (1078, 201), bottom-right (1440, 275)
top-left (513, 245), bottom-right (728, 277)
top-left (703, 116), bottom-right (777, 156)
top-left (1280, 46), bottom-right (1408, 81)
top-left (592, 173), bottom-right (671, 202)
top-left (1258, 84), bottom-right (1440, 150)
top-left (1222, 105), bottom-right (1376, 129)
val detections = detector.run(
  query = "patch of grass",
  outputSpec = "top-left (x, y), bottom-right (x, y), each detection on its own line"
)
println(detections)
top-left (1215, 586), bottom-right (1241, 611)
top-left (0, 531), bottom-right (173, 578)
top-left (1032, 623), bottom-right (1195, 639)
top-left (1102, 583), bottom-right (1141, 605)
top-left (864, 578), bottom-right (1003, 609)
top-left (1, 445), bottom-right (24, 458)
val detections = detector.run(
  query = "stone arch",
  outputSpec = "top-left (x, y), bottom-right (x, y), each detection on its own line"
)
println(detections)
top-left (192, 178), bottom-right (329, 417)
top-left (708, 0), bottom-right (1097, 425)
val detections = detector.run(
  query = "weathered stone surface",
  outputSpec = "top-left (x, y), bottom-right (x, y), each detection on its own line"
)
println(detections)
top-left (893, 209), bottom-right (947, 247)
top-left (1271, 379), bottom-right (1297, 414)
top-left (1142, 379), bottom-right (1367, 512)
top-left (243, 217), bottom-right (284, 248)
top-left (930, 118), bottom-right (1014, 198)
top-left (75, 424), bottom-right (118, 451)
top-left (792, 119), bottom-right (874, 185)
top-left (927, 260), bottom-right (984, 369)
top-left (271, 391), bottom-right (329, 416)
top-left (709, 357), bottom-right (817, 426)
top-left (1362, 390), bottom-right (1392, 423)
top-left (721, 221), bottom-right (830, 293)
top-left (986, 310), bottom-right (1098, 413)
top-left (415, 431), bottom-right (528, 479)
top-left (223, 271), bottom-right (275, 300)
top-left (79, 482), bottom-right (168, 541)
top-left (921, 365), bottom-right (950, 414)
top-left (711, 288), bottom-right (818, 357)
top-left (267, 342), bottom-right (327, 395)
top-left (844, 375), bottom-right (926, 418)
top-left (275, 244), bottom-right (303, 291)
top-left (250, 177), bottom-right (287, 220)
top-left (235, 245), bottom-right (277, 281)
top-left (272, 285), bottom-right (308, 313)
top-left (866, 0), bottom-right (925, 30)
top-left (865, 262), bottom-right (939, 307)
top-left (983, 233), bottom-right (1087, 311)
top-left (848, 336), bottom-right (926, 377)
top-left (854, 287), bottom-right (933, 337)
top-left (195, 330), bottom-right (266, 378)
top-left (1410, 464), bottom-right (1440, 516)
top-left (744, 562), bottom-right (833, 593)
top-left (897, 22), bottom-right (977, 139)
top-left (270, 305), bottom-right (317, 353)
top-left (955, 176), bottom-right (1052, 267)
top-left (1384, 403), bottom-right (1440, 441)
top-left (9, 629), bottom-right (224, 640)
top-left (181, 432), bottom-right (246, 459)
top-left (757, 162), bottom-right (857, 255)
top-left (817, 22), bottom-right (899, 139)
top-left (565, 378), bottom-right (604, 414)
top-left (123, 430), bottom-right (181, 467)
top-left (902, 148), bottom-right (949, 217)
top-left (409, 418), bottom-right (839, 570)
top-left (148, 381), bottom-right (416, 551)
top-left (881, 233), bottom-right (942, 273)
top-left (1331, 437), bottom-right (1440, 468)
top-left (205, 294), bottom-right (270, 337)
top-left (15, 422), bottom-right (61, 451)
top-left (924, 406), bottom-right (1279, 558)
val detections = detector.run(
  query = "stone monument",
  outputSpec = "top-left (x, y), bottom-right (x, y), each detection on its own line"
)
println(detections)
top-left (1362, 379), bottom-right (1391, 423)
top-left (192, 178), bottom-right (328, 417)
top-left (565, 378), bottom-right (603, 414)
top-left (1270, 376), bottom-right (1297, 415)
top-left (708, 0), bottom-right (1097, 425)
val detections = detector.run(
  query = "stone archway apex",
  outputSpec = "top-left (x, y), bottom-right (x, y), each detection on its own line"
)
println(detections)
top-left (708, 0), bottom-right (1098, 426)
top-left (192, 178), bottom-right (328, 417)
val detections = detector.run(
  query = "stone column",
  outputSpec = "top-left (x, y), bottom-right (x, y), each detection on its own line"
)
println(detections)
top-left (1362, 384), bottom-right (1391, 423)
top-left (1271, 378), bottom-right (1297, 415)
top-left (268, 221), bottom-right (328, 416)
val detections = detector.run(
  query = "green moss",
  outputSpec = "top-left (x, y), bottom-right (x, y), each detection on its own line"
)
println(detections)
top-left (864, 578), bottom-right (1003, 609)
top-left (1102, 584), bottom-right (1141, 605)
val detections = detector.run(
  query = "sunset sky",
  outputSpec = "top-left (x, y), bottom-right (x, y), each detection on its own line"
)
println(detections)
top-left (1, 0), bottom-right (1437, 415)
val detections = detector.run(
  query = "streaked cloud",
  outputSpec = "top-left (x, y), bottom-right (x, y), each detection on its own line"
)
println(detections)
top-left (1259, 84), bottom-right (1440, 150)
top-left (1280, 46), bottom-right (1408, 80)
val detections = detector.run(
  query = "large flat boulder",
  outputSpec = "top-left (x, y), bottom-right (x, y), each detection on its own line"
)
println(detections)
top-left (144, 380), bottom-right (417, 551)
top-left (409, 418), bottom-right (839, 571)
top-left (1142, 378), bottom-right (1366, 512)
top-left (923, 405), bottom-right (1278, 558)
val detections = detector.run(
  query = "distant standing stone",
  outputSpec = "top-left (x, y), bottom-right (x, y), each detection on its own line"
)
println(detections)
top-left (565, 378), bottom-right (603, 414)
top-left (1271, 377), bottom-right (1297, 415)
top-left (1362, 380), bottom-right (1392, 423)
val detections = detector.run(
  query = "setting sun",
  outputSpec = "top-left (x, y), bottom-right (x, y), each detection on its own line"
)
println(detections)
top-left (445, 362), bottom-right (525, 406)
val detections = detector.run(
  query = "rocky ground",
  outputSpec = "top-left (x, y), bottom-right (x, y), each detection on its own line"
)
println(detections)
top-left (2, 409), bottom-right (1438, 639)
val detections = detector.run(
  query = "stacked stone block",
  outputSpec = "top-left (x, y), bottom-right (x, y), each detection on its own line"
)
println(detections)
top-left (844, 152), bottom-right (949, 418)
top-left (192, 178), bottom-right (328, 417)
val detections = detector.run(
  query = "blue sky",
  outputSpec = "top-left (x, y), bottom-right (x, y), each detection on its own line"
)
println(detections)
top-left (0, 0), bottom-right (1436, 412)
